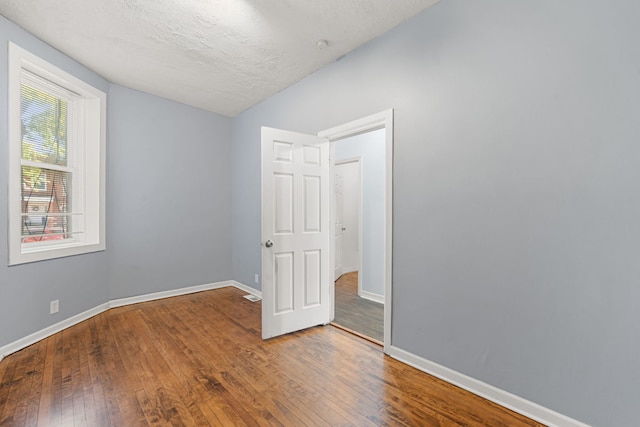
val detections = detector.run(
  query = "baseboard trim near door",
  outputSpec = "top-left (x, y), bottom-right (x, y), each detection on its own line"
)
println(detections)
top-left (387, 346), bottom-right (590, 427)
top-left (109, 281), bottom-right (261, 308)
top-left (0, 280), bottom-right (261, 362)
top-left (228, 280), bottom-right (263, 298)
top-left (359, 290), bottom-right (384, 304)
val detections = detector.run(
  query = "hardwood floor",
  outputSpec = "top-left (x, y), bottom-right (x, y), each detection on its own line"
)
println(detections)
top-left (333, 272), bottom-right (384, 342)
top-left (0, 287), bottom-right (543, 426)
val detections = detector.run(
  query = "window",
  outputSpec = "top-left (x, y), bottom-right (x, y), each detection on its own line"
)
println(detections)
top-left (8, 43), bottom-right (106, 265)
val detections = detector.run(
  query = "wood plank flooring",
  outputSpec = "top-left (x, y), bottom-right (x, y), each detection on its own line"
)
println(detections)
top-left (0, 287), bottom-right (543, 426)
top-left (333, 272), bottom-right (384, 342)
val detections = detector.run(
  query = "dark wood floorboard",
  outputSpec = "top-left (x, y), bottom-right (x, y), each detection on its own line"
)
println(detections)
top-left (0, 287), bottom-right (544, 426)
top-left (333, 272), bottom-right (384, 342)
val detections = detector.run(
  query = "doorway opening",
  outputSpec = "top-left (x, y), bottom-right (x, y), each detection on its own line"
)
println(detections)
top-left (319, 109), bottom-right (393, 350)
top-left (331, 132), bottom-right (385, 343)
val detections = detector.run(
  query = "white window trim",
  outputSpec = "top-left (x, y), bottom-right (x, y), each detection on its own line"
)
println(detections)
top-left (8, 42), bottom-right (106, 265)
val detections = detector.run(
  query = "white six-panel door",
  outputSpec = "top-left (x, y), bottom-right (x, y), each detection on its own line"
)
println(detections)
top-left (261, 127), bottom-right (330, 339)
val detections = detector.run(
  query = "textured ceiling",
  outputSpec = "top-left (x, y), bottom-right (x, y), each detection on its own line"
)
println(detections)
top-left (0, 0), bottom-right (439, 117)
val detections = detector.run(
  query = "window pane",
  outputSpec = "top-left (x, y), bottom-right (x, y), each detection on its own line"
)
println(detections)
top-left (21, 83), bottom-right (68, 166)
top-left (21, 167), bottom-right (73, 243)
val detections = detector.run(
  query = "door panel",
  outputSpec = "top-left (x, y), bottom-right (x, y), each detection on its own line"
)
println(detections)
top-left (261, 127), bottom-right (330, 339)
top-left (274, 252), bottom-right (294, 314)
top-left (304, 250), bottom-right (321, 307)
top-left (304, 176), bottom-right (321, 232)
top-left (274, 173), bottom-right (294, 234)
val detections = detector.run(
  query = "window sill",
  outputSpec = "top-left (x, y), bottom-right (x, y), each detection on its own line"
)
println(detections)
top-left (9, 242), bottom-right (106, 266)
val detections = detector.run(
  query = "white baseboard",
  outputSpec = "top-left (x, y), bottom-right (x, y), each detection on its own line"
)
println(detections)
top-left (359, 290), bottom-right (384, 304)
top-left (0, 280), bottom-right (261, 361)
top-left (109, 280), bottom-right (234, 308)
top-left (0, 303), bottom-right (110, 361)
top-left (229, 280), bottom-right (262, 298)
top-left (387, 346), bottom-right (590, 427)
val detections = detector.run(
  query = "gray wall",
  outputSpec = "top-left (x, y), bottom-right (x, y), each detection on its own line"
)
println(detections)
top-left (231, 1), bottom-right (640, 425)
top-left (0, 16), bottom-right (110, 348)
top-left (107, 85), bottom-right (232, 299)
top-left (335, 129), bottom-right (385, 297)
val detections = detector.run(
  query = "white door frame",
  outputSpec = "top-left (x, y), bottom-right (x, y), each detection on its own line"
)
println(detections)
top-left (319, 109), bottom-right (393, 351)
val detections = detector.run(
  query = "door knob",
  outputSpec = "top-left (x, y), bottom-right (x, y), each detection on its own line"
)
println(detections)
top-left (342, 227), bottom-right (346, 231)
top-left (265, 240), bottom-right (273, 248)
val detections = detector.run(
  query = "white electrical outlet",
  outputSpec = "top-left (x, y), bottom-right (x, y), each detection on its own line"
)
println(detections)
top-left (50, 300), bottom-right (59, 314)
top-left (254, 274), bottom-right (259, 284)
